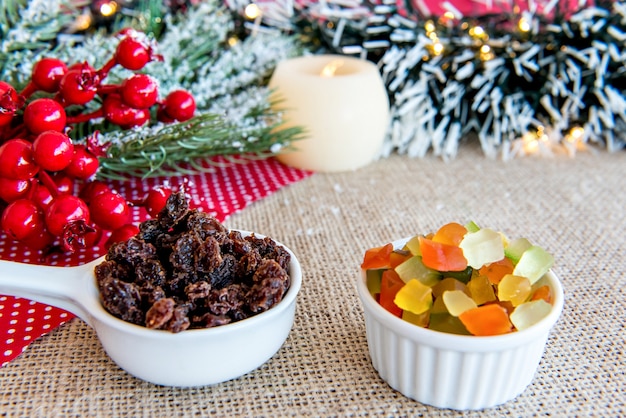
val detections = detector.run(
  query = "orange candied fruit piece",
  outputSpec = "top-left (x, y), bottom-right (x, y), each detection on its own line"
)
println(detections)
top-left (389, 250), bottom-right (412, 268)
top-left (458, 304), bottom-right (513, 336)
top-left (378, 269), bottom-right (404, 318)
top-left (419, 236), bottom-right (468, 272)
top-left (361, 243), bottom-right (394, 270)
top-left (530, 285), bottom-right (552, 304)
top-left (432, 222), bottom-right (468, 246)
top-left (479, 257), bottom-right (514, 284)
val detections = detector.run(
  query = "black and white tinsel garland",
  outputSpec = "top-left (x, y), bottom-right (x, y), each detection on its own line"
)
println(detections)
top-left (229, 0), bottom-right (626, 160)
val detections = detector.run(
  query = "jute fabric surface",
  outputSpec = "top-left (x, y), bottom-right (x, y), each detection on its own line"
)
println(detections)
top-left (1, 145), bottom-right (624, 417)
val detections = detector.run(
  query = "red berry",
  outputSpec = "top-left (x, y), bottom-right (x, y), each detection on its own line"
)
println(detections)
top-left (79, 180), bottom-right (111, 205)
top-left (59, 66), bottom-right (99, 105)
top-left (31, 58), bottom-right (68, 93)
top-left (162, 90), bottom-right (195, 121)
top-left (1, 199), bottom-right (45, 241)
top-left (32, 131), bottom-right (74, 172)
top-left (120, 74), bottom-right (158, 109)
top-left (105, 223), bottom-right (139, 250)
top-left (144, 186), bottom-right (172, 217)
top-left (0, 139), bottom-right (39, 180)
top-left (20, 227), bottom-right (55, 251)
top-left (83, 224), bottom-right (103, 247)
top-left (51, 173), bottom-right (74, 194)
top-left (115, 37), bottom-right (150, 70)
top-left (89, 191), bottom-right (131, 231)
top-left (29, 181), bottom-right (55, 210)
top-left (45, 194), bottom-right (90, 237)
top-left (0, 81), bottom-right (19, 127)
top-left (64, 145), bottom-right (99, 179)
top-left (0, 177), bottom-right (31, 203)
top-left (23, 98), bottom-right (67, 135)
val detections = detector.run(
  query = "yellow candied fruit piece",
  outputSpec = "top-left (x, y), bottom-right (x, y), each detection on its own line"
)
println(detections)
top-left (498, 274), bottom-right (531, 306)
top-left (442, 290), bottom-right (477, 317)
top-left (394, 279), bottom-right (433, 315)
top-left (467, 274), bottom-right (497, 305)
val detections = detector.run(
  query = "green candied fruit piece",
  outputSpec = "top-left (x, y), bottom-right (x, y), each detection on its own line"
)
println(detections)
top-left (441, 266), bottom-right (474, 284)
top-left (394, 255), bottom-right (442, 286)
top-left (429, 312), bottom-right (471, 335)
top-left (513, 245), bottom-right (554, 285)
top-left (505, 237), bottom-right (533, 264)
top-left (465, 220), bottom-right (481, 233)
top-left (366, 269), bottom-right (383, 295)
top-left (510, 299), bottom-right (552, 330)
top-left (459, 228), bottom-right (505, 269)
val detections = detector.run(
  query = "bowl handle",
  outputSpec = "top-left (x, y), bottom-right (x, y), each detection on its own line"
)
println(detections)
top-left (0, 258), bottom-right (100, 326)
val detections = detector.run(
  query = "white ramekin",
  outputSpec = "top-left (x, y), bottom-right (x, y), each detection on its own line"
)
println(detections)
top-left (357, 239), bottom-right (564, 410)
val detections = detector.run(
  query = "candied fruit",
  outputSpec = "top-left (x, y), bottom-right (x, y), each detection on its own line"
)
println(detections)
top-left (362, 222), bottom-right (555, 336)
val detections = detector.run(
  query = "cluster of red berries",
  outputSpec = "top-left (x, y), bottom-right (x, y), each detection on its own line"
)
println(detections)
top-left (0, 29), bottom-right (191, 254)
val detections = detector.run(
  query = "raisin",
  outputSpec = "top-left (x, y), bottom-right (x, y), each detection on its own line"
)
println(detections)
top-left (207, 284), bottom-right (247, 315)
top-left (208, 254), bottom-right (236, 289)
top-left (248, 260), bottom-right (290, 313)
top-left (99, 277), bottom-right (144, 325)
top-left (192, 312), bottom-right (232, 328)
top-left (94, 192), bottom-right (292, 332)
top-left (146, 298), bottom-right (175, 329)
top-left (158, 191), bottom-right (188, 228)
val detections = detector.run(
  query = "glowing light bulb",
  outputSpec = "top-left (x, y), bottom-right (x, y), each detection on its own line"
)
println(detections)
top-left (99, 1), bottom-right (118, 17)
top-left (425, 20), bottom-right (436, 33)
top-left (431, 41), bottom-right (444, 56)
top-left (518, 17), bottom-right (531, 33)
top-left (480, 44), bottom-right (494, 61)
top-left (244, 3), bottom-right (262, 20)
top-left (470, 26), bottom-right (485, 38)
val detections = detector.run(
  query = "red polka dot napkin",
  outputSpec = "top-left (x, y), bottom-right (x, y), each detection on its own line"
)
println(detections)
top-left (0, 157), bottom-right (311, 367)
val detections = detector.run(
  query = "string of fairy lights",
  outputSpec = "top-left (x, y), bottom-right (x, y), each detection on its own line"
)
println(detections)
top-left (52, 0), bottom-right (626, 160)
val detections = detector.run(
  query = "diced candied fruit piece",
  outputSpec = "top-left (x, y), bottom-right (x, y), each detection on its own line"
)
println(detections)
top-left (479, 257), bottom-right (514, 284)
top-left (498, 274), bottom-right (532, 306)
top-left (419, 236), bottom-right (468, 272)
top-left (442, 290), bottom-right (478, 317)
top-left (504, 237), bottom-right (532, 264)
top-left (510, 299), bottom-right (552, 330)
top-left (467, 274), bottom-right (497, 305)
top-left (394, 255), bottom-right (442, 286)
top-left (366, 269), bottom-right (383, 295)
top-left (440, 265), bottom-right (474, 284)
top-left (429, 313), bottom-right (471, 335)
top-left (459, 304), bottom-right (513, 336)
top-left (432, 222), bottom-right (468, 246)
top-left (389, 249), bottom-right (412, 268)
top-left (530, 285), bottom-right (552, 304)
top-left (459, 228), bottom-right (505, 269)
top-left (432, 277), bottom-right (469, 299)
top-left (430, 295), bottom-right (448, 314)
top-left (379, 269), bottom-right (404, 317)
top-left (513, 245), bottom-right (554, 284)
top-left (465, 220), bottom-right (480, 233)
top-left (402, 309), bottom-right (430, 327)
top-left (404, 235), bottom-right (422, 256)
top-left (361, 243), bottom-right (394, 269)
top-left (394, 279), bottom-right (433, 315)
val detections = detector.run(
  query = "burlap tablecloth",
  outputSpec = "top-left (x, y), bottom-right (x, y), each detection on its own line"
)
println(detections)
top-left (1, 145), bottom-right (624, 417)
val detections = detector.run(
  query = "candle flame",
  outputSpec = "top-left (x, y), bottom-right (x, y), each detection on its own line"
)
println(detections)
top-left (320, 60), bottom-right (344, 77)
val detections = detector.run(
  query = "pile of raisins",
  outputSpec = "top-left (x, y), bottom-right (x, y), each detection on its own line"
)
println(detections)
top-left (94, 191), bottom-right (291, 333)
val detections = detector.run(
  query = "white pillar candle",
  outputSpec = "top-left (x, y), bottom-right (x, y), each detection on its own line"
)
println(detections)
top-left (269, 55), bottom-right (389, 172)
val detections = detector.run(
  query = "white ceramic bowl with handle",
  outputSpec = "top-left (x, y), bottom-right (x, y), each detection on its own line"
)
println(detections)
top-left (356, 237), bottom-right (564, 410)
top-left (0, 230), bottom-right (302, 387)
